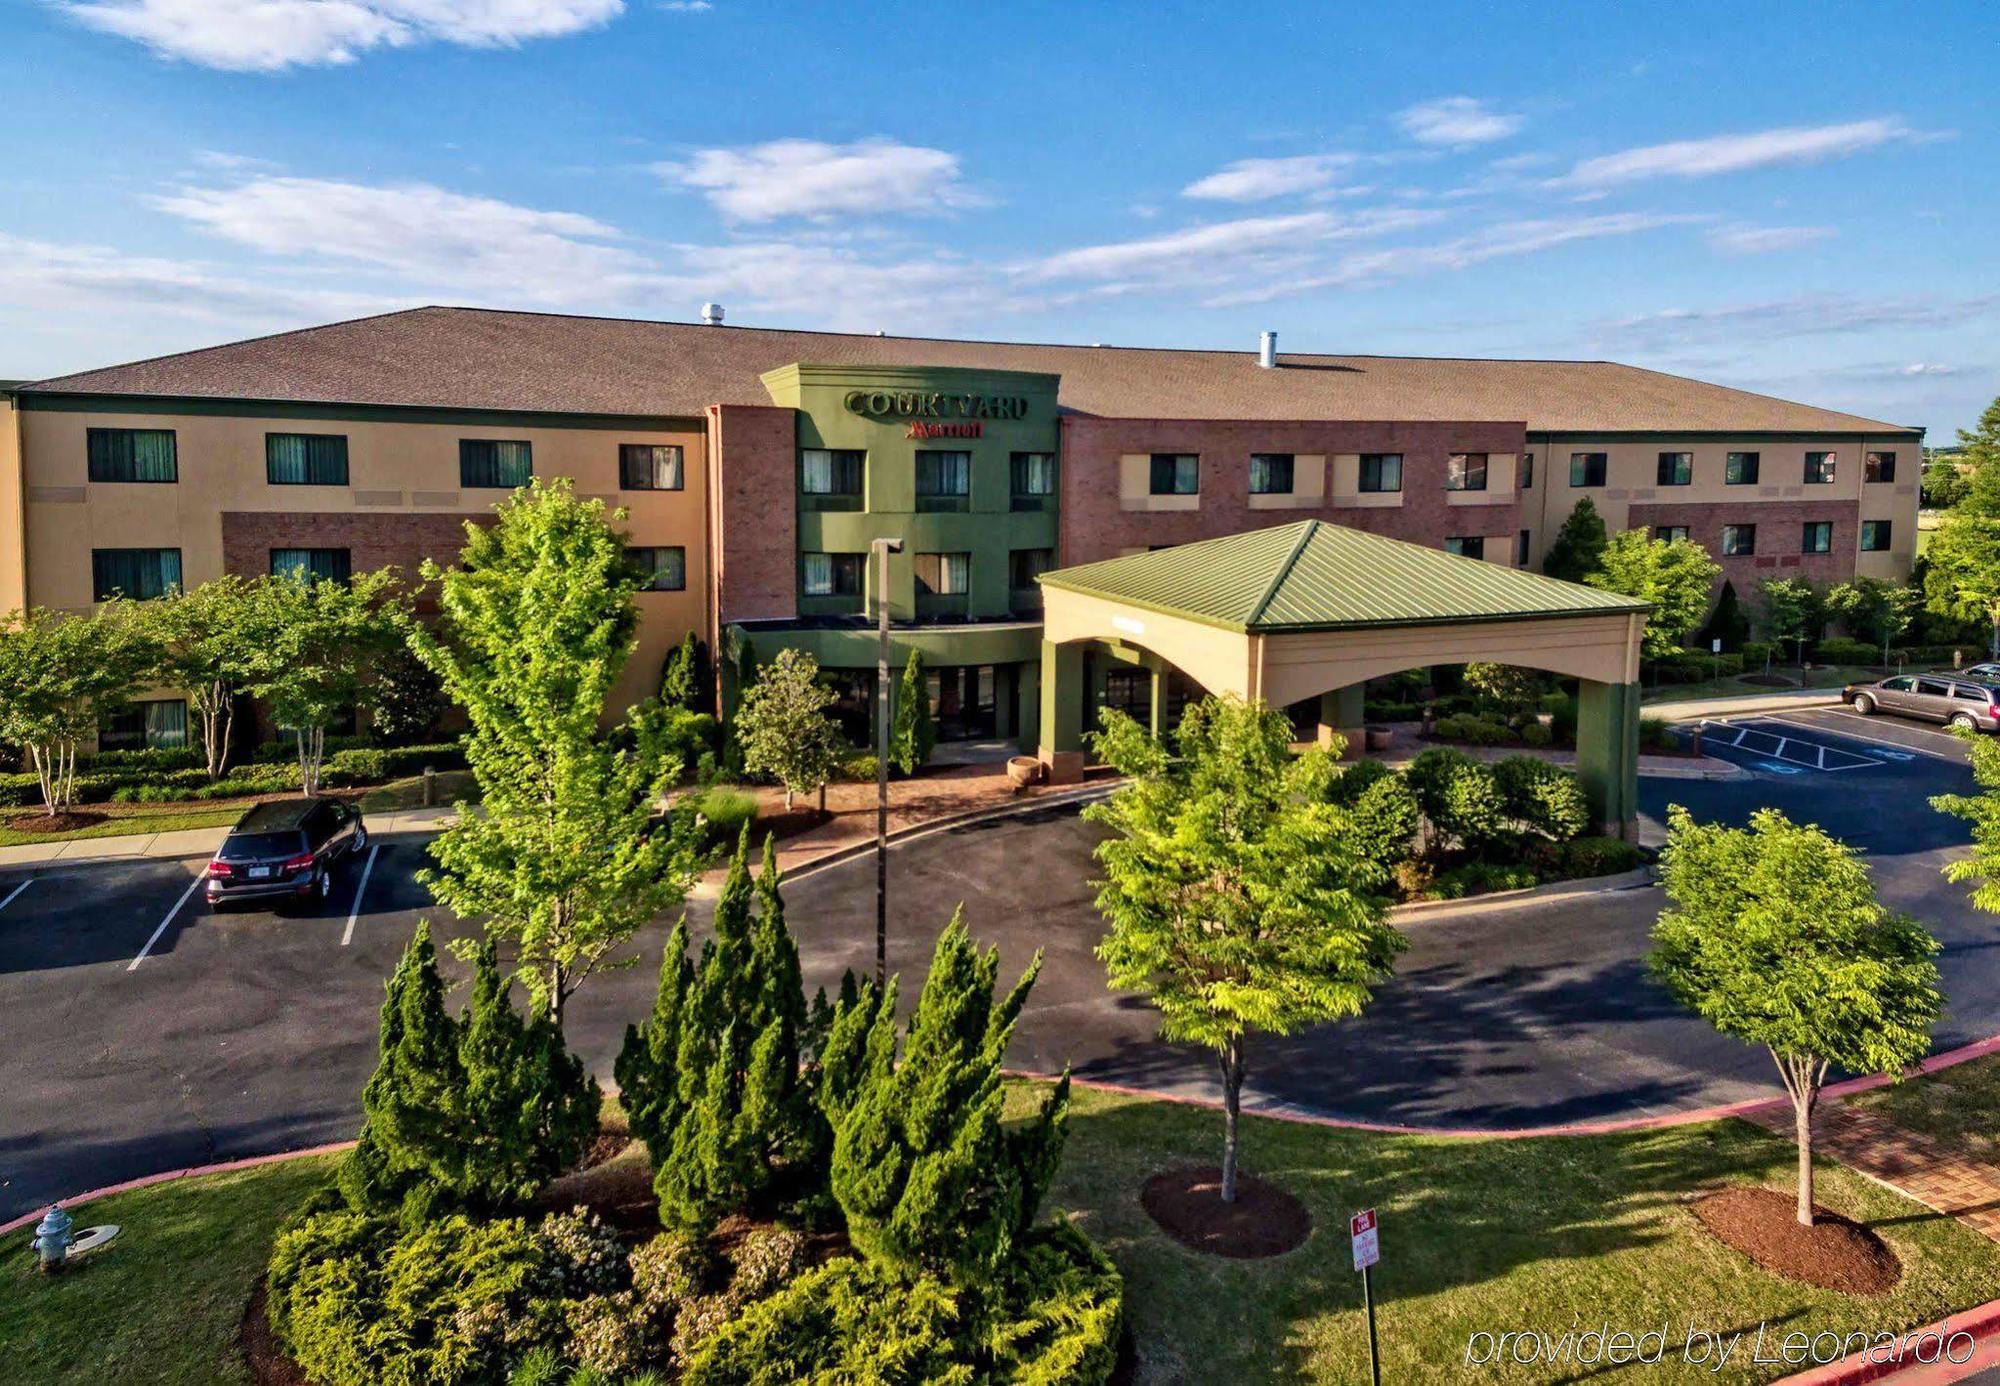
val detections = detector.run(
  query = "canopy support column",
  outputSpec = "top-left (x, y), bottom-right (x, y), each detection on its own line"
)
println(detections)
top-left (1318, 684), bottom-right (1365, 759)
top-left (1576, 679), bottom-right (1641, 840)
top-left (1037, 639), bottom-right (1086, 784)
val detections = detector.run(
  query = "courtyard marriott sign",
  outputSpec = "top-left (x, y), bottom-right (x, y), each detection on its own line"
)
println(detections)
top-left (844, 389), bottom-right (1034, 422)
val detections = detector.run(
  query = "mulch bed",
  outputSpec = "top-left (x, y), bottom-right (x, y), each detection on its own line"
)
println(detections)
top-left (1140, 1166), bottom-right (1311, 1259)
top-left (747, 806), bottom-right (833, 848)
top-left (5, 810), bottom-right (108, 833)
top-left (1692, 1186), bottom-right (1901, 1295)
top-left (239, 1284), bottom-right (309, 1386)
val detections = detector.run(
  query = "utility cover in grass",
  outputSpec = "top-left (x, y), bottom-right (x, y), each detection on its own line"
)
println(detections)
top-left (1141, 1166), bottom-right (1311, 1258)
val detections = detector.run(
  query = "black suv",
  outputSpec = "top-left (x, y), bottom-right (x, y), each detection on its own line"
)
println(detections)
top-left (206, 797), bottom-right (368, 908)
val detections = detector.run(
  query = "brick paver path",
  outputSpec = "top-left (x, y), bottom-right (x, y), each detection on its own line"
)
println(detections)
top-left (1743, 1099), bottom-right (2000, 1240)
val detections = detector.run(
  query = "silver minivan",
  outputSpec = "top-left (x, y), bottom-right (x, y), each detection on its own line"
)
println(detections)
top-left (1844, 674), bottom-right (2000, 732)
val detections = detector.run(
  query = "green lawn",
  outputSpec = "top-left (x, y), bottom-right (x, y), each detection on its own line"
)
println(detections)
top-left (1644, 664), bottom-right (1880, 706)
top-left (1853, 1054), bottom-right (2000, 1163)
top-left (0, 802), bottom-right (244, 847)
top-left (357, 767), bottom-right (476, 813)
top-left (10, 1092), bottom-right (1999, 1385)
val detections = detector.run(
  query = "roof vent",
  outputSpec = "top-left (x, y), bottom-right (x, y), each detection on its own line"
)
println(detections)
top-left (700, 302), bottom-right (724, 326)
top-left (1258, 330), bottom-right (1277, 369)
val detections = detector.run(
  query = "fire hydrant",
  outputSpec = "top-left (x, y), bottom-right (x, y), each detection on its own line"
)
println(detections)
top-left (33, 1204), bottom-right (73, 1274)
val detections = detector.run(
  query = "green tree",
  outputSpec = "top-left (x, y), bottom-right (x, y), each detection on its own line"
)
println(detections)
top-left (660, 631), bottom-right (710, 713)
top-left (735, 646), bottom-right (847, 811)
top-left (1954, 396), bottom-right (2000, 475)
top-left (1923, 450), bottom-right (2000, 658)
top-left (1932, 734), bottom-right (2000, 914)
top-left (890, 648), bottom-right (936, 776)
top-left (1085, 696), bottom-right (1405, 1202)
top-left (1542, 498), bottom-right (1608, 584)
top-left (145, 576), bottom-right (259, 778)
top-left (1460, 662), bottom-right (1542, 717)
top-left (1826, 576), bottom-right (1920, 666)
top-left (340, 921), bottom-right (464, 1218)
top-left (1924, 456), bottom-right (1972, 510)
top-left (0, 604), bottom-right (153, 815)
top-left (413, 480), bottom-right (704, 1029)
top-left (365, 644), bottom-right (447, 745)
top-left (1696, 579), bottom-right (1752, 655)
top-left (243, 567), bottom-right (404, 793)
top-left (829, 912), bottom-right (1070, 1284)
top-left (1758, 577), bottom-right (1820, 664)
top-left (1651, 807), bottom-right (1942, 1225)
top-left (1586, 528), bottom-right (1721, 659)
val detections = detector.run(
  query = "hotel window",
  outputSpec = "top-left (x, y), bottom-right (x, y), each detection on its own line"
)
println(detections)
top-left (1804, 451), bottom-right (1837, 485)
top-left (1447, 452), bottom-right (1488, 492)
top-left (1865, 451), bottom-right (1897, 483)
top-left (1725, 451), bottom-right (1760, 485)
top-left (1249, 453), bottom-right (1295, 495)
top-left (87, 428), bottom-right (177, 483)
top-left (1149, 454), bottom-right (1199, 495)
top-left (620, 443), bottom-right (684, 491)
top-left (801, 551), bottom-right (864, 598)
top-left (915, 450), bottom-right (972, 511)
top-left (1516, 530), bottom-right (1531, 566)
top-left (1861, 520), bottom-right (1893, 552)
top-left (92, 547), bottom-right (182, 601)
top-left (1520, 454), bottom-right (1534, 489)
top-left (800, 449), bottom-right (864, 509)
top-left (1657, 451), bottom-right (1693, 486)
top-left (1721, 524), bottom-right (1756, 556)
top-left (270, 548), bottom-right (353, 584)
top-left (913, 552), bottom-right (970, 595)
top-left (1009, 548), bottom-right (1053, 607)
top-left (1358, 453), bottom-right (1403, 493)
top-left (460, 439), bottom-right (533, 488)
top-left (1569, 452), bottom-right (1607, 487)
top-left (266, 433), bottom-right (348, 486)
top-left (627, 546), bottom-right (686, 592)
top-left (1656, 524), bottom-right (1691, 542)
top-left (1011, 452), bottom-right (1057, 510)
top-left (1444, 536), bottom-right (1485, 559)
top-left (99, 698), bottom-right (188, 751)
top-left (1802, 521), bottom-right (1833, 554)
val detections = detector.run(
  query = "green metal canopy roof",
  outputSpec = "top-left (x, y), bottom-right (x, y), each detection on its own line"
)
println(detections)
top-left (1037, 520), bottom-right (1651, 633)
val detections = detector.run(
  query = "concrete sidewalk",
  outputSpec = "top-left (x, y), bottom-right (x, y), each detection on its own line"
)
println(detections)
top-left (1643, 686), bottom-right (1845, 721)
top-left (0, 804), bottom-right (459, 874)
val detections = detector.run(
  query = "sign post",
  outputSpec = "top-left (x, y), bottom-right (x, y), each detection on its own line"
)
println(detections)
top-left (1351, 1208), bottom-right (1381, 1386)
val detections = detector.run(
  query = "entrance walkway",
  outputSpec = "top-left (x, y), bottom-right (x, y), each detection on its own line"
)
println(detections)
top-left (1744, 1099), bottom-right (2000, 1242)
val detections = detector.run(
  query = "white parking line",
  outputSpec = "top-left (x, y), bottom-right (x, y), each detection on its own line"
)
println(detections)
top-left (1762, 711), bottom-right (1967, 759)
top-left (342, 846), bottom-right (379, 947)
top-left (128, 873), bottom-right (203, 971)
top-left (0, 878), bottom-right (34, 914)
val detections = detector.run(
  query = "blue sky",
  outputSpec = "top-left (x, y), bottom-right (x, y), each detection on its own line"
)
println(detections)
top-left (1, 0), bottom-right (1994, 435)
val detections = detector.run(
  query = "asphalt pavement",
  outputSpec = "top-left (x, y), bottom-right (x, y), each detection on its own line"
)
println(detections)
top-left (1, 711), bottom-right (1991, 1222)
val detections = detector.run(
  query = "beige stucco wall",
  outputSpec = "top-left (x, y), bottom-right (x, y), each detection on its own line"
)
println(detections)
top-left (18, 403), bottom-right (711, 712)
top-left (1520, 434), bottom-right (1920, 575)
top-left (0, 395), bottom-right (24, 616)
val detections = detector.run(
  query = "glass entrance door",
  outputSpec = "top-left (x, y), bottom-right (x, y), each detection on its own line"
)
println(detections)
top-left (927, 665), bottom-right (999, 740)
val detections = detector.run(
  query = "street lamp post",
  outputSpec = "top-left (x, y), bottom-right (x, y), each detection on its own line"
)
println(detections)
top-left (871, 536), bottom-right (904, 989)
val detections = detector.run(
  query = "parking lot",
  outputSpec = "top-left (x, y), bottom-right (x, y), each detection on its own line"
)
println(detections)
top-left (1697, 704), bottom-right (1977, 772)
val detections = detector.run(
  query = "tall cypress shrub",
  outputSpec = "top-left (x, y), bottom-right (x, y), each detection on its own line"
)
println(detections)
top-left (891, 649), bottom-right (936, 776)
top-left (829, 911), bottom-right (1070, 1286)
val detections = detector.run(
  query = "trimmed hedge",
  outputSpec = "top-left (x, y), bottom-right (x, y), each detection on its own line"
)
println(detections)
top-left (1812, 636), bottom-right (1880, 665)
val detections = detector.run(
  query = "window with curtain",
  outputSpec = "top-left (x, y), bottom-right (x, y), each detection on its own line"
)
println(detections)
top-left (99, 699), bottom-right (188, 751)
top-left (1721, 524), bottom-right (1756, 556)
top-left (1804, 451), bottom-right (1837, 484)
top-left (1249, 453), bottom-right (1295, 495)
top-left (1657, 452), bottom-right (1693, 486)
top-left (1010, 452), bottom-right (1056, 497)
top-left (1516, 530), bottom-right (1531, 565)
top-left (1569, 453), bottom-right (1608, 487)
top-left (800, 449), bottom-right (864, 500)
top-left (91, 548), bottom-right (181, 601)
top-left (1446, 452), bottom-right (1488, 491)
top-left (1725, 451), bottom-right (1760, 485)
top-left (87, 428), bottom-right (178, 483)
top-left (1149, 454), bottom-right (1199, 495)
top-left (1802, 521), bottom-right (1833, 554)
top-left (1444, 536), bottom-right (1485, 559)
top-left (1861, 520), bottom-right (1893, 552)
top-left (1656, 525), bottom-right (1691, 542)
top-left (459, 439), bottom-right (533, 488)
top-left (913, 552), bottom-right (970, 595)
top-left (1359, 454), bottom-right (1402, 493)
top-left (1865, 451), bottom-right (1897, 483)
top-left (265, 433), bottom-right (349, 485)
top-left (1009, 547), bottom-right (1053, 589)
top-left (915, 451), bottom-right (972, 510)
top-left (626, 546), bottom-right (686, 591)
top-left (1520, 454), bottom-right (1535, 489)
top-left (802, 552), bottom-right (864, 597)
top-left (620, 444), bottom-right (684, 490)
top-left (270, 548), bottom-right (353, 584)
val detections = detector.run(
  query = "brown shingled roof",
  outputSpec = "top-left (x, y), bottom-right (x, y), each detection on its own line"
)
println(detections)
top-left (20, 305), bottom-right (1916, 434)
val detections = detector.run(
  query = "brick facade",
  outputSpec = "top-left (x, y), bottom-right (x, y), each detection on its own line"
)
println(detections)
top-left (220, 510), bottom-right (486, 611)
top-left (707, 403), bottom-right (798, 633)
top-left (1625, 498), bottom-right (1856, 586)
top-left (1058, 417), bottom-right (1527, 566)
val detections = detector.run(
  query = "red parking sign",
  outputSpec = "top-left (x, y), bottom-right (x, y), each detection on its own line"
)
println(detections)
top-left (1351, 1208), bottom-right (1379, 1271)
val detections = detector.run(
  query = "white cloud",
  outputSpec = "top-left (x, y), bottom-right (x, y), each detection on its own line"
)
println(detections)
top-left (1558, 118), bottom-right (1918, 187)
top-left (1020, 208), bottom-right (1440, 287)
top-left (1601, 293), bottom-right (1996, 346)
top-left (0, 231), bottom-right (390, 321)
top-left (658, 138), bottom-right (980, 222)
top-left (56, 0), bottom-right (624, 71)
top-left (1396, 97), bottom-right (1523, 147)
top-left (1705, 224), bottom-right (1835, 256)
top-left (154, 176), bottom-right (644, 302)
top-left (1181, 154), bottom-right (1356, 202)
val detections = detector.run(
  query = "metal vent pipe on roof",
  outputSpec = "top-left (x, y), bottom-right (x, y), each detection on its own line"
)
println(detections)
top-left (700, 302), bottom-right (724, 326)
top-left (1258, 330), bottom-right (1277, 368)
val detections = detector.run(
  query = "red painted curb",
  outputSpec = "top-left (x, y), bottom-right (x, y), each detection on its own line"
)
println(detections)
top-left (1774, 1297), bottom-right (2000, 1385)
top-left (0, 1141), bottom-right (355, 1238)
